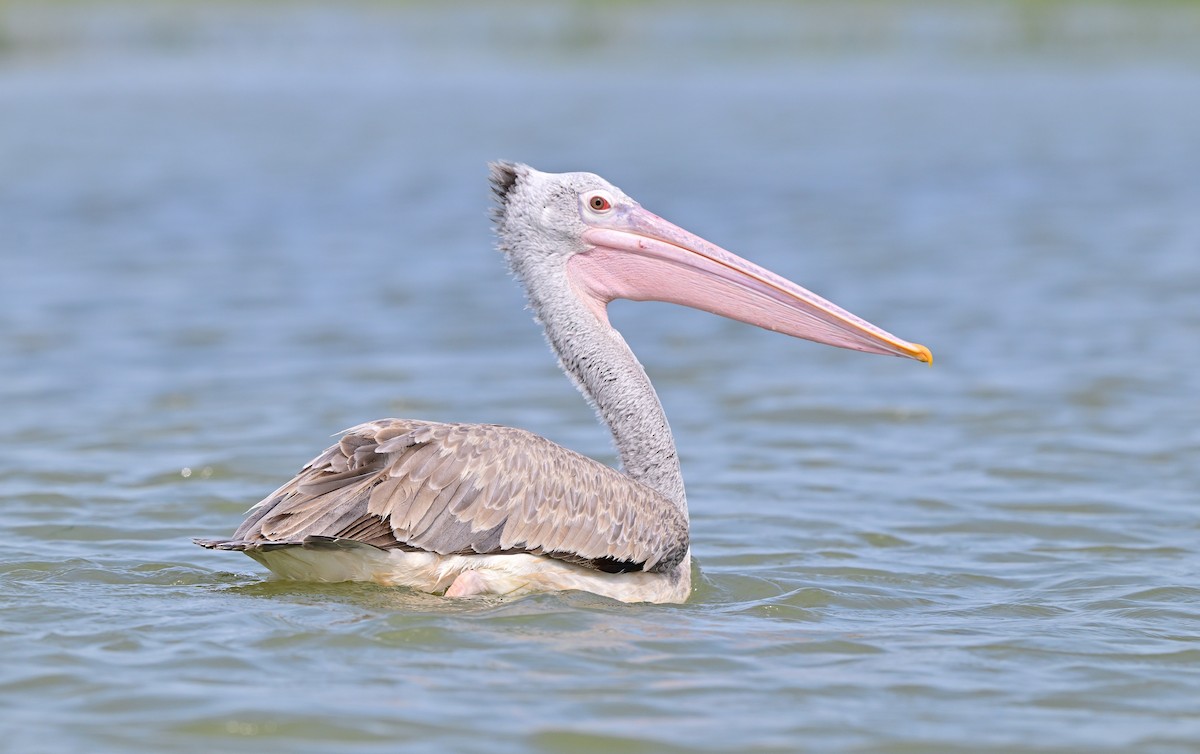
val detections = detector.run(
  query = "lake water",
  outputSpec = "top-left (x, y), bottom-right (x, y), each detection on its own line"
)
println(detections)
top-left (3, 2), bottom-right (1200, 752)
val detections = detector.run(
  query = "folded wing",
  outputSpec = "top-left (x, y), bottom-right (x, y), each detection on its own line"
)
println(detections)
top-left (200, 419), bottom-right (689, 574)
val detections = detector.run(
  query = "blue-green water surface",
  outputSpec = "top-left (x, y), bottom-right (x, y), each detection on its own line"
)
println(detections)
top-left (2, 2), bottom-right (1199, 752)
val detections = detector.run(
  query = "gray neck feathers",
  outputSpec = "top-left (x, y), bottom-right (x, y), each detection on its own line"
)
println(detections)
top-left (513, 256), bottom-right (688, 514)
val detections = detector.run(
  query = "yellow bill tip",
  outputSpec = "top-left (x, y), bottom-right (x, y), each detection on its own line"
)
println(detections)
top-left (911, 343), bottom-right (933, 365)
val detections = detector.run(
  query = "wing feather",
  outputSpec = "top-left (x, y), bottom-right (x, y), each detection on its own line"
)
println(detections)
top-left (222, 418), bottom-right (689, 573)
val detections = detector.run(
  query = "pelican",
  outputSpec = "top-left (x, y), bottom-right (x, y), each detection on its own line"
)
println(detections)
top-left (195, 162), bottom-right (931, 603)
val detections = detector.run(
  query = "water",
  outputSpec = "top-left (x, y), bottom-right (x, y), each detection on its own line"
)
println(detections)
top-left (3, 2), bottom-right (1200, 752)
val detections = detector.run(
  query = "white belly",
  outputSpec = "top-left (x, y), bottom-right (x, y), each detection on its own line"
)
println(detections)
top-left (245, 545), bottom-right (692, 604)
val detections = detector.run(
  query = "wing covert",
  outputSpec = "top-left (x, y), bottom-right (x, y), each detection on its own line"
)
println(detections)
top-left (229, 419), bottom-right (689, 573)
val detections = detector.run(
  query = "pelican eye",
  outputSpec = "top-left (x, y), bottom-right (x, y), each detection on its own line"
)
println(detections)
top-left (587, 194), bottom-right (612, 212)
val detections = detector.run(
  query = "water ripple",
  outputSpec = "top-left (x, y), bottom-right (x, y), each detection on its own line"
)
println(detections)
top-left (4, 2), bottom-right (1200, 752)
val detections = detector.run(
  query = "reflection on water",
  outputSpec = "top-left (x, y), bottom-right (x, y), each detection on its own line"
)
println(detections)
top-left (2, 2), bottom-right (1199, 753)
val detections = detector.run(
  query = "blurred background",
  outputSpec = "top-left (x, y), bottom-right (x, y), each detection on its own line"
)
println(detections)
top-left (2, 2), bottom-right (1199, 753)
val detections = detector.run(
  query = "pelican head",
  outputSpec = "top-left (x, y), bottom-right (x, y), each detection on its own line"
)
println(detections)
top-left (490, 161), bottom-right (931, 363)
